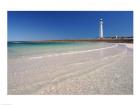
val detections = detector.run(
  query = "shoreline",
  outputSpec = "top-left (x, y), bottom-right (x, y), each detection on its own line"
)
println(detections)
top-left (119, 43), bottom-right (133, 49)
top-left (8, 42), bottom-right (133, 95)
top-left (29, 44), bottom-right (118, 60)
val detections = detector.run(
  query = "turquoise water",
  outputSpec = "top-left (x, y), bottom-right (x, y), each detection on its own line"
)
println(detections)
top-left (8, 42), bottom-right (114, 58)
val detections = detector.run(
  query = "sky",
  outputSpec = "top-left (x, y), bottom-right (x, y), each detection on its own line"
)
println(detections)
top-left (8, 11), bottom-right (133, 41)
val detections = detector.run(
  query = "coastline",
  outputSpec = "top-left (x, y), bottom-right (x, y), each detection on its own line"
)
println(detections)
top-left (8, 42), bottom-right (133, 95)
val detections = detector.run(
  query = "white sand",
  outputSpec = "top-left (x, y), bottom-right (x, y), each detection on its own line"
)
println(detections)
top-left (119, 43), bottom-right (133, 49)
top-left (8, 43), bottom-right (133, 95)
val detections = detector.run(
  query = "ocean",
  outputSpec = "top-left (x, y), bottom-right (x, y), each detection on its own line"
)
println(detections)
top-left (8, 42), bottom-right (114, 59)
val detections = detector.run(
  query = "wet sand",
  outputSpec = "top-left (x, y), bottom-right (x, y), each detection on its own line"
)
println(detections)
top-left (8, 43), bottom-right (133, 95)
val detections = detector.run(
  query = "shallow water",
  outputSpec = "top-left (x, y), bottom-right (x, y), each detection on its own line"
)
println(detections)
top-left (8, 42), bottom-right (114, 58)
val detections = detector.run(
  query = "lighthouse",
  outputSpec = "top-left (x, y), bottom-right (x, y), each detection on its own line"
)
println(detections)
top-left (99, 18), bottom-right (104, 38)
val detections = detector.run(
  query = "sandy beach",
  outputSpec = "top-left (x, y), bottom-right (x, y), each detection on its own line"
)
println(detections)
top-left (120, 43), bottom-right (133, 49)
top-left (8, 43), bottom-right (133, 95)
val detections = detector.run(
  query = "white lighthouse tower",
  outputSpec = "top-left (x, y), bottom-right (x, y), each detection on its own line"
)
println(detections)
top-left (99, 18), bottom-right (104, 38)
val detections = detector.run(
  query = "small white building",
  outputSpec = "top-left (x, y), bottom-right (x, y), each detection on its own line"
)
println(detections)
top-left (115, 35), bottom-right (118, 39)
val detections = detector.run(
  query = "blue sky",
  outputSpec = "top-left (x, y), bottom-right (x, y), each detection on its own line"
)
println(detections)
top-left (8, 11), bottom-right (133, 41)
